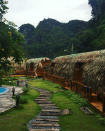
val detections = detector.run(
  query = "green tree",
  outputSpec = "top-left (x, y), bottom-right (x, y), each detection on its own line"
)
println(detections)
top-left (0, 22), bottom-right (24, 82)
top-left (88, 0), bottom-right (105, 20)
top-left (0, 0), bottom-right (8, 21)
top-left (0, 1), bottom-right (25, 84)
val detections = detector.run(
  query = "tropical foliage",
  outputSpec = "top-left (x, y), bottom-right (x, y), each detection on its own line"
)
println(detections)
top-left (0, 0), bottom-right (25, 84)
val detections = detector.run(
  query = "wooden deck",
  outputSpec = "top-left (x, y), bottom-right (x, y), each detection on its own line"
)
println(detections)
top-left (91, 101), bottom-right (103, 112)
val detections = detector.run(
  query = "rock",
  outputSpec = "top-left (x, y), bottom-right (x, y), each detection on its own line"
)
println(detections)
top-left (80, 107), bottom-right (94, 115)
top-left (53, 91), bottom-right (57, 93)
top-left (61, 109), bottom-right (72, 115)
top-left (60, 89), bottom-right (64, 92)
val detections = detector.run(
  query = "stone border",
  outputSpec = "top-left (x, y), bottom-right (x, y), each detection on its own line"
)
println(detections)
top-left (0, 85), bottom-right (23, 113)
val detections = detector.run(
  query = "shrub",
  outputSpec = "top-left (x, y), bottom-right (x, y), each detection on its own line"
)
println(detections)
top-left (20, 97), bottom-right (28, 104)
top-left (64, 90), bottom-right (88, 107)
top-left (23, 88), bottom-right (29, 94)
top-left (96, 115), bottom-right (105, 125)
top-left (79, 99), bottom-right (88, 107)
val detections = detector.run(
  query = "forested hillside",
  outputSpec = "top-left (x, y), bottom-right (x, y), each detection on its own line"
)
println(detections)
top-left (19, 0), bottom-right (105, 58)
top-left (19, 19), bottom-right (88, 58)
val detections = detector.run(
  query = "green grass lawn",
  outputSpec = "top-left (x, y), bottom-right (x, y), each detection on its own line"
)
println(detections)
top-left (28, 78), bottom-right (62, 92)
top-left (0, 88), bottom-right (40, 131)
top-left (0, 78), bottom-right (105, 131)
top-left (29, 78), bottom-right (105, 131)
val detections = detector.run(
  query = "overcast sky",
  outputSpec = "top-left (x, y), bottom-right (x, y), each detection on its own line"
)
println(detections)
top-left (5, 0), bottom-right (92, 27)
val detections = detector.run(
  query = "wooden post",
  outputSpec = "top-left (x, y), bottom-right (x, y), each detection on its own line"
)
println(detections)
top-left (79, 84), bottom-right (82, 96)
top-left (71, 81), bottom-right (72, 90)
top-left (103, 92), bottom-right (105, 113)
top-left (86, 86), bottom-right (88, 98)
top-left (78, 84), bottom-right (80, 94)
top-left (64, 81), bottom-right (70, 90)
top-left (43, 71), bottom-right (46, 80)
top-left (76, 82), bottom-right (78, 93)
top-left (85, 86), bottom-right (87, 98)
top-left (89, 87), bottom-right (92, 101)
top-left (74, 83), bottom-right (75, 92)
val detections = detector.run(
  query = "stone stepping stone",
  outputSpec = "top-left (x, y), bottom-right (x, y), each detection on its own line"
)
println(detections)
top-left (39, 91), bottom-right (50, 92)
top-left (31, 123), bottom-right (60, 128)
top-left (37, 94), bottom-right (49, 96)
top-left (39, 93), bottom-right (51, 95)
top-left (37, 115), bottom-right (58, 119)
top-left (42, 109), bottom-right (60, 112)
top-left (36, 97), bottom-right (50, 99)
top-left (39, 91), bottom-right (50, 94)
top-left (35, 118), bottom-right (59, 122)
top-left (35, 101), bottom-right (53, 104)
top-left (30, 129), bottom-right (60, 131)
top-left (39, 92), bottom-right (50, 94)
top-left (39, 104), bottom-right (56, 107)
top-left (34, 88), bottom-right (44, 91)
top-left (35, 98), bottom-right (49, 101)
top-left (39, 106), bottom-right (60, 110)
top-left (40, 109), bottom-right (61, 116)
top-left (34, 88), bottom-right (48, 91)
top-left (39, 95), bottom-right (51, 97)
top-left (28, 87), bottom-right (61, 131)
top-left (32, 121), bottom-right (59, 124)
top-left (40, 112), bottom-right (60, 116)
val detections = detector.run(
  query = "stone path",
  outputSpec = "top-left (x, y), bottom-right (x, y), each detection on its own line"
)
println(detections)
top-left (0, 90), bottom-right (15, 113)
top-left (28, 88), bottom-right (61, 131)
top-left (0, 86), bottom-right (23, 113)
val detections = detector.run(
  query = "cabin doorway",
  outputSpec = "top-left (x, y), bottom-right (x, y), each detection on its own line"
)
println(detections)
top-left (73, 62), bottom-right (83, 82)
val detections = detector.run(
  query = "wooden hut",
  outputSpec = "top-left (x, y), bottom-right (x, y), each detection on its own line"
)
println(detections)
top-left (45, 50), bottom-right (105, 82)
top-left (43, 50), bottom-right (105, 113)
top-left (26, 58), bottom-right (51, 77)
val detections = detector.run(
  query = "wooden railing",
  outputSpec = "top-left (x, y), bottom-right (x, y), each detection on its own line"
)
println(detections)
top-left (43, 71), bottom-right (105, 114)
top-left (14, 70), bottom-right (26, 75)
top-left (70, 80), bottom-right (92, 100)
top-left (43, 72), bottom-right (65, 86)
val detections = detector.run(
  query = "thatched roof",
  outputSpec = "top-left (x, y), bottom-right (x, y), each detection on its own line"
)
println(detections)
top-left (26, 58), bottom-right (50, 64)
top-left (54, 49), bottom-right (105, 63)
top-left (83, 56), bottom-right (105, 91)
top-left (47, 49), bottom-right (105, 91)
top-left (26, 58), bottom-right (43, 65)
top-left (26, 57), bottom-right (51, 70)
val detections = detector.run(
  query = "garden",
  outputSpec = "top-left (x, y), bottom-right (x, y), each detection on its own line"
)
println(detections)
top-left (0, 77), bottom-right (105, 131)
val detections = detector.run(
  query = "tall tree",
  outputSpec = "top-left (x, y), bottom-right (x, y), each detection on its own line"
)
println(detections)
top-left (0, 0), bottom-right (25, 84)
top-left (88, 0), bottom-right (105, 20)
top-left (0, 0), bottom-right (8, 21)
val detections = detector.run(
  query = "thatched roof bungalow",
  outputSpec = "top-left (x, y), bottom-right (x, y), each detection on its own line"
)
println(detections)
top-left (46, 50), bottom-right (105, 93)
top-left (43, 50), bottom-right (105, 112)
top-left (26, 57), bottom-right (51, 76)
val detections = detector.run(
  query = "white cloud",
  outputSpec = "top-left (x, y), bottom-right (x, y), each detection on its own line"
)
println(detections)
top-left (4, 0), bottom-right (92, 27)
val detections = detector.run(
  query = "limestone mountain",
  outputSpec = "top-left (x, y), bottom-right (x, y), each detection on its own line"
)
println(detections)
top-left (19, 18), bottom-right (88, 58)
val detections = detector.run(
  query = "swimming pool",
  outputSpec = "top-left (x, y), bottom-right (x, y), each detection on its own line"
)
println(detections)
top-left (0, 87), bottom-right (9, 94)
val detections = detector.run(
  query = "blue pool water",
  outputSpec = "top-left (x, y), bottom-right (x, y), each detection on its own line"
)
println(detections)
top-left (0, 87), bottom-right (9, 94)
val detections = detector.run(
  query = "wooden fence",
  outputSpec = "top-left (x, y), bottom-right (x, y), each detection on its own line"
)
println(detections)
top-left (43, 71), bottom-right (105, 114)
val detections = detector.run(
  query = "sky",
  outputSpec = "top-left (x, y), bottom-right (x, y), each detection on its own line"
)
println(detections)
top-left (5, 0), bottom-right (92, 27)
